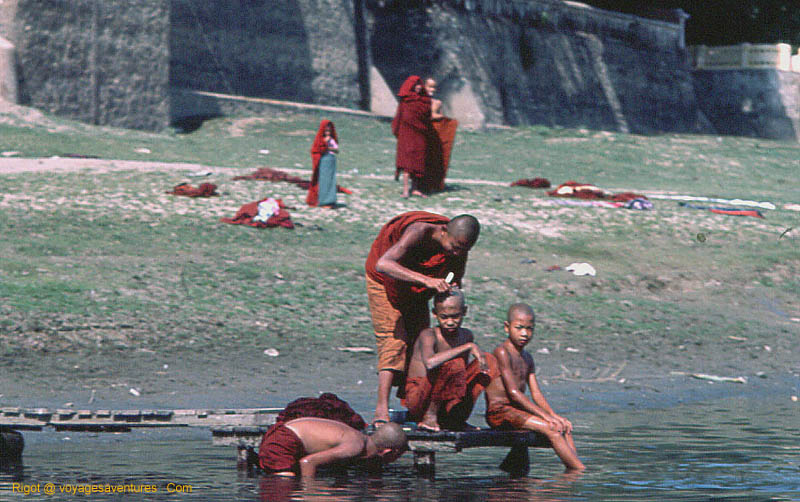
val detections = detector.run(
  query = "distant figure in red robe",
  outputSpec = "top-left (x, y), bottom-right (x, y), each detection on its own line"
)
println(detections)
top-left (306, 120), bottom-right (339, 208)
top-left (392, 76), bottom-right (432, 198)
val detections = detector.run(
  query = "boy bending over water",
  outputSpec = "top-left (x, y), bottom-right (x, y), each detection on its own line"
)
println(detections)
top-left (404, 289), bottom-right (495, 432)
top-left (259, 418), bottom-right (407, 477)
top-left (484, 303), bottom-right (585, 471)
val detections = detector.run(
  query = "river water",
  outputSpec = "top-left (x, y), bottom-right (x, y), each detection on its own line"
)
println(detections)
top-left (2, 396), bottom-right (798, 501)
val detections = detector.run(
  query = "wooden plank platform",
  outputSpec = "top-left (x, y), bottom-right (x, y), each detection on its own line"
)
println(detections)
top-left (0, 407), bottom-right (280, 431)
top-left (211, 425), bottom-right (549, 450)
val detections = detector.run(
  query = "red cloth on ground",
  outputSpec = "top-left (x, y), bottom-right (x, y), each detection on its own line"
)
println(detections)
top-left (276, 393), bottom-right (366, 431)
top-left (166, 183), bottom-right (218, 197)
top-left (547, 181), bottom-right (606, 199)
top-left (306, 120), bottom-right (338, 207)
top-left (258, 423), bottom-right (305, 472)
top-left (610, 191), bottom-right (648, 202)
top-left (365, 211), bottom-right (466, 310)
top-left (710, 209), bottom-right (764, 218)
top-left (548, 181), bottom-right (647, 202)
top-left (233, 167), bottom-right (306, 184)
top-left (220, 198), bottom-right (294, 229)
top-left (233, 167), bottom-right (352, 196)
top-left (392, 76), bottom-right (432, 179)
top-left (511, 178), bottom-right (551, 189)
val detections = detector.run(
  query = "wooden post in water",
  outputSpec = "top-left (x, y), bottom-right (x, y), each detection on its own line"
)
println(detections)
top-left (0, 429), bottom-right (24, 465)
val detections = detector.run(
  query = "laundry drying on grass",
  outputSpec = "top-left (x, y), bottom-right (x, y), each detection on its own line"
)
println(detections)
top-left (678, 202), bottom-right (765, 219)
top-left (233, 167), bottom-right (352, 195)
top-left (547, 181), bottom-right (647, 203)
top-left (220, 197), bottom-right (294, 229)
top-left (510, 177), bottom-right (551, 188)
top-left (166, 182), bottom-right (219, 197)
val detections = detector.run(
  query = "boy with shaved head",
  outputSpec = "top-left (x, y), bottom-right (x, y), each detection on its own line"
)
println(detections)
top-left (365, 211), bottom-right (480, 426)
top-left (484, 303), bottom-right (585, 471)
top-left (403, 289), bottom-right (495, 432)
top-left (259, 418), bottom-right (407, 478)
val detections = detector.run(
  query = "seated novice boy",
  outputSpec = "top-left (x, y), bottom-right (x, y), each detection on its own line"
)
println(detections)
top-left (484, 303), bottom-right (585, 471)
top-left (258, 417), bottom-right (407, 477)
top-left (403, 289), bottom-right (494, 432)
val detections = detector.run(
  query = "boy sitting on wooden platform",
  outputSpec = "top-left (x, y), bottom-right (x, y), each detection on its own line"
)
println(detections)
top-left (484, 303), bottom-right (585, 471)
top-left (403, 289), bottom-right (496, 432)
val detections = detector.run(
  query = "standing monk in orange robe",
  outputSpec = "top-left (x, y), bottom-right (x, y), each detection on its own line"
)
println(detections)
top-left (365, 211), bottom-right (481, 425)
top-left (392, 76), bottom-right (432, 198)
top-left (420, 77), bottom-right (458, 193)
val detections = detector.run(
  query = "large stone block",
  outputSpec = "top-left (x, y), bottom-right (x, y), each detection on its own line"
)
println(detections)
top-left (693, 69), bottom-right (799, 141)
top-left (169, 0), bottom-right (365, 109)
top-left (9, 0), bottom-right (170, 130)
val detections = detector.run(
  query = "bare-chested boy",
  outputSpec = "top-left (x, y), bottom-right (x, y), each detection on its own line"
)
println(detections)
top-left (403, 289), bottom-right (494, 432)
top-left (258, 417), bottom-right (407, 478)
top-left (484, 303), bottom-right (585, 471)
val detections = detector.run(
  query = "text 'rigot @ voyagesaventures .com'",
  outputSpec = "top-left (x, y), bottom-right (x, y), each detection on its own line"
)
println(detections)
top-left (12, 482), bottom-right (194, 495)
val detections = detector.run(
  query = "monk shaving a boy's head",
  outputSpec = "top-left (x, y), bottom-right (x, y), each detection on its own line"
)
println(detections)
top-left (483, 303), bottom-right (585, 471)
top-left (403, 288), bottom-right (494, 432)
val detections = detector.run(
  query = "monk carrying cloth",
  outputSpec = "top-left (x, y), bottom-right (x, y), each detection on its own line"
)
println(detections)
top-left (365, 211), bottom-right (480, 425)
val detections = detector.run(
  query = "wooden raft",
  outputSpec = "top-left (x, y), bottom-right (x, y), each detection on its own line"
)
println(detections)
top-left (0, 406), bottom-right (281, 432)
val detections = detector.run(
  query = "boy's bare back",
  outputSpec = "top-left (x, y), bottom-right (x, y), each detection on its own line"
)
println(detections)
top-left (284, 417), bottom-right (366, 456)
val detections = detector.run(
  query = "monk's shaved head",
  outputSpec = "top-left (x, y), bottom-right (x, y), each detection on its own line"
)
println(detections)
top-left (370, 422), bottom-right (408, 451)
top-left (507, 303), bottom-right (535, 323)
top-left (447, 214), bottom-right (480, 246)
top-left (433, 288), bottom-right (466, 311)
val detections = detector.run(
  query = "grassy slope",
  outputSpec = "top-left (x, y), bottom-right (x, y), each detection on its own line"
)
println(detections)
top-left (0, 108), bottom-right (798, 396)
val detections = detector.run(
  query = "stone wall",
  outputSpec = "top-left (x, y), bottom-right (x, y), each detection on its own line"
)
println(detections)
top-left (2, 0), bottom-right (170, 131)
top-left (367, 0), bottom-right (710, 133)
top-left (169, 0), bottom-right (367, 110)
top-left (692, 70), bottom-right (799, 141)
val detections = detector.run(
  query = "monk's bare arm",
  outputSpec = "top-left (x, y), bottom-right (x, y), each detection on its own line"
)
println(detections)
top-left (494, 346), bottom-right (549, 418)
top-left (431, 99), bottom-right (443, 120)
top-left (420, 328), bottom-right (482, 371)
top-left (297, 432), bottom-right (365, 478)
top-left (375, 223), bottom-right (449, 292)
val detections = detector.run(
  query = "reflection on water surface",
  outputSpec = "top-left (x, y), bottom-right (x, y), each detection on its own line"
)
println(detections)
top-left (1, 397), bottom-right (798, 501)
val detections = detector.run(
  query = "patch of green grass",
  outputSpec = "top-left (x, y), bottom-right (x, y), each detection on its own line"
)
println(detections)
top-left (0, 106), bottom-right (797, 386)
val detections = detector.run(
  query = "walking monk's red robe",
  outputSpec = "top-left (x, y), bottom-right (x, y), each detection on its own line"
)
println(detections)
top-left (392, 76), bottom-right (432, 181)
